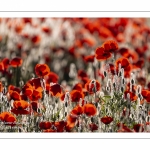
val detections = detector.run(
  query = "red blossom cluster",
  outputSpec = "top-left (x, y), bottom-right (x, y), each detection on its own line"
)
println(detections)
top-left (0, 18), bottom-right (150, 132)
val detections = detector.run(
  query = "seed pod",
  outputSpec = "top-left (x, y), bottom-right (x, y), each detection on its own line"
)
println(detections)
top-left (65, 112), bottom-right (67, 117)
top-left (55, 99), bottom-right (58, 104)
top-left (146, 116), bottom-right (150, 122)
top-left (91, 117), bottom-right (94, 123)
top-left (3, 87), bottom-right (7, 95)
top-left (95, 102), bottom-right (98, 108)
top-left (104, 71), bottom-right (107, 77)
top-left (6, 102), bottom-right (10, 107)
top-left (138, 94), bottom-right (143, 100)
top-left (65, 102), bottom-right (68, 107)
top-left (122, 78), bottom-right (125, 84)
top-left (121, 87), bottom-right (124, 93)
top-left (106, 86), bottom-right (110, 92)
top-left (119, 71), bottom-right (122, 77)
top-left (131, 79), bottom-right (135, 85)
top-left (37, 108), bottom-right (41, 113)
top-left (113, 82), bottom-right (116, 88)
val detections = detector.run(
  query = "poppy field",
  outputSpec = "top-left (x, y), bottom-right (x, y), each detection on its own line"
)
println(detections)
top-left (0, 18), bottom-right (150, 132)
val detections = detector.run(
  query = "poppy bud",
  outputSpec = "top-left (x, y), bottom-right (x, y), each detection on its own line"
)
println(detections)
top-left (146, 116), bottom-right (150, 122)
top-left (106, 86), bottom-right (110, 92)
top-left (104, 71), bottom-right (107, 77)
top-left (113, 82), bottom-right (116, 88)
top-left (122, 78), bottom-right (125, 84)
top-left (37, 108), bottom-right (41, 113)
top-left (138, 94), bottom-right (143, 100)
top-left (119, 71), bottom-right (122, 77)
top-left (131, 79), bottom-right (135, 85)
top-left (65, 112), bottom-right (67, 117)
top-left (121, 87), bottom-right (124, 93)
top-left (19, 81), bottom-right (24, 87)
top-left (3, 87), bottom-right (7, 95)
top-left (65, 101), bottom-right (68, 107)
top-left (95, 102), bottom-right (98, 108)
top-left (91, 117), bottom-right (94, 123)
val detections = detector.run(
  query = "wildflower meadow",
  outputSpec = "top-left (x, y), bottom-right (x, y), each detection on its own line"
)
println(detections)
top-left (0, 18), bottom-right (150, 132)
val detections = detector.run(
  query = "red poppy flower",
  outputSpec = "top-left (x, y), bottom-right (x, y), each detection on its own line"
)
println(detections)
top-left (2, 58), bottom-right (10, 69)
top-left (31, 35), bottom-right (41, 44)
top-left (116, 57), bottom-right (130, 69)
top-left (23, 18), bottom-right (32, 24)
top-left (89, 123), bottom-right (98, 132)
top-left (136, 77), bottom-right (146, 87)
top-left (70, 90), bottom-right (84, 102)
top-left (132, 59), bottom-right (144, 69)
top-left (141, 89), bottom-right (150, 103)
top-left (49, 83), bottom-right (62, 97)
top-left (71, 105), bottom-right (83, 118)
top-left (98, 26), bottom-right (113, 39)
top-left (101, 116), bottom-right (113, 125)
top-left (0, 62), bottom-right (4, 71)
top-left (124, 90), bottom-right (138, 102)
top-left (119, 48), bottom-right (130, 57)
top-left (95, 46), bottom-right (112, 61)
top-left (81, 38), bottom-right (95, 47)
top-left (22, 83), bottom-right (33, 97)
top-left (11, 100), bottom-right (30, 115)
top-left (39, 122), bottom-right (52, 130)
top-left (133, 124), bottom-right (144, 132)
top-left (72, 83), bottom-right (83, 92)
top-left (14, 23), bottom-right (24, 33)
top-left (77, 70), bottom-right (88, 79)
top-left (66, 114), bottom-right (77, 129)
top-left (0, 35), bottom-right (2, 42)
top-left (42, 26), bottom-right (51, 34)
top-left (147, 83), bottom-right (150, 90)
top-left (8, 85), bottom-right (21, 93)
top-left (31, 101), bottom-right (38, 111)
top-left (28, 89), bottom-right (42, 101)
top-left (60, 93), bottom-right (65, 101)
top-left (9, 91), bottom-right (21, 101)
top-left (44, 72), bottom-right (59, 83)
top-left (83, 103), bottom-right (97, 116)
top-left (85, 79), bottom-right (100, 94)
top-left (43, 129), bottom-right (56, 132)
top-left (119, 48), bottom-right (138, 63)
top-left (83, 55), bottom-right (95, 63)
top-left (117, 123), bottom-right (132, 132)
top-left (0, 81), bottom-right (3, 92)
top-left (0, 112), bottom-right (16, 126)
top-left (28, 78), bottom-right (43, 92)
top-left (54, 121), bottom-right (67, 132)
top-left (35, 64), bottom-right (50, 77)
top-left (102, 40), bottom-right (118, 53)
top-left (145, 92), bottom-right (150, 103)
top-left (115, 57), bottom-right (131, 77)
top-left (10, 57), bottom-right (22, 67)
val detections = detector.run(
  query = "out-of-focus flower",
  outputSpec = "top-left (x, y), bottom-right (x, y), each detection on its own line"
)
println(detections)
top-left (95, 46), bottom-right (112, 61)
top-left (49, 83), bottom-right (62, 97)
top-left (0, 112), bottom-right (16, 126)
top-left (11, 100), bottom-right (31, 115)
top-left (101, 116), bottom-right (113, 125)
top-left (85, 79), bottom-right (100, 94)
top-left (35, 64), bottom-right (50, 77)
top-left (10, 57), bottom-right (23, 67)
top-left (83, 103), bottom-right (97, 116)
top-left (70, 90), bottom-right (84, 102)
